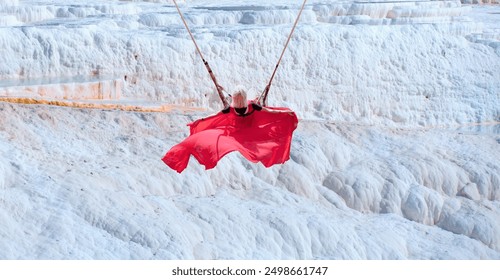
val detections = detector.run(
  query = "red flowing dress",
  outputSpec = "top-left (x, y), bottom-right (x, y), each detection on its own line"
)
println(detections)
top-left (162, 105), bottom-right (298, 173)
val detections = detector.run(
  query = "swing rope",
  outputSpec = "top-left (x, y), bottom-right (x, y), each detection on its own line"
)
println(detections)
top-left (172, 0), bottom-right (229, 108)
top-left (173, 0), bottom-right (307, 108)
top-left (258, 0), bottom-right (308, 106)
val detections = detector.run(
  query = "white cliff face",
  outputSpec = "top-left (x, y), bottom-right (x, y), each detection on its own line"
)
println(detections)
top-left (0, 1), bottom-right (499, 259)
top-left (1, 1), bottom-right (497, 126)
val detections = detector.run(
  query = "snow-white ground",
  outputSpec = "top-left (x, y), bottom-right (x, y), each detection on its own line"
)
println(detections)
top-left (0, 0), bottom-right (499, 259)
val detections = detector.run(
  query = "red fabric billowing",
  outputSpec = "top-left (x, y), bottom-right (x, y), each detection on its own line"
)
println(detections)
top-left (162, 107), bottom-right (298, 173)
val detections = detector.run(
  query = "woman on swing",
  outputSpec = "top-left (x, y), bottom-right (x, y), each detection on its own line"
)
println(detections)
top-left (162, 86), bottom-right (298, 173)
top-left (163, 0), bottom-right (303, 173)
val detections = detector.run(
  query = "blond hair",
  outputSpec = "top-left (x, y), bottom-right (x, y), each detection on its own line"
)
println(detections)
top-left (231, 88), bottom-right (247, 108)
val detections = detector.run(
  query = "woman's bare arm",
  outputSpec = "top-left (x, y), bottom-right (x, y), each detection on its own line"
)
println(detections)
top-left (261, 107), bottom-right (294, 114)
